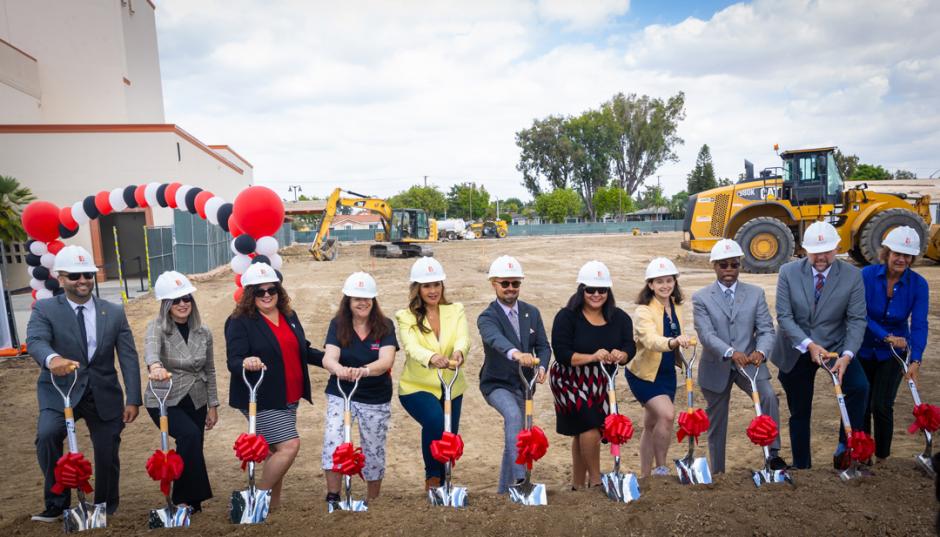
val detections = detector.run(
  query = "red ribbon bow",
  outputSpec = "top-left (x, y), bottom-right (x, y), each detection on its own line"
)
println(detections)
top-left (515, 426), bottom-right (549, 469)
top-left (145, 449), bottom-right (184, 496)
top-left (430, 431), bottom-right (464, 466)
top-left (908, 403), bottom-right (940, 434)
top-left (847, 431), bottom-right (875, 462)
top-left (677, 408), bottom-right (709, 443)
top-left (234, 433), bottom-right (270, 470)
top-left (331, 442), bottom-right (366, 479)
top-left (51, 452), bottom-right (94, 494)
top-left (602, 413), bottom-right (635, 445)
top-left (746, 415), bottom-right (779, 447)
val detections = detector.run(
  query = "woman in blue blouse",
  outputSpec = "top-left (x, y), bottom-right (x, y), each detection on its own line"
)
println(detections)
top-left (859, 226), bottom-right (929, 462)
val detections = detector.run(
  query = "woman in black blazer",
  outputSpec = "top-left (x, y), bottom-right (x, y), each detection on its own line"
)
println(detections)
top-left (225, 262), bottom-right (323, 510)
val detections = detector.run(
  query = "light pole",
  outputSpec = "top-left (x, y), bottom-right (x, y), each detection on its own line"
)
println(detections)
top-left (288, 185), bottom-right (302, 202)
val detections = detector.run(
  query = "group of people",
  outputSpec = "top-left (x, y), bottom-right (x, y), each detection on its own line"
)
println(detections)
top-left (25, 218), bottom-right (927, 522)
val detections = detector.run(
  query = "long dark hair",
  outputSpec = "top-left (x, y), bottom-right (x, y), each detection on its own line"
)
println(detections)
top-left (565, 283), bottom-right (617, 321)
top-left (232, 282), bottom-right (294, 319)
top-left (335, 295), bottom-right (390, 347)
top-left (407, 281), bottom-right (451, 334)
top-left (636, 275), bottom-right (684, 306)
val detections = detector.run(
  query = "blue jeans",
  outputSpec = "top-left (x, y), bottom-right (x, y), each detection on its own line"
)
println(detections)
top-left (399, 391), bottom-right (463, 480)
top-left (483, 388), bottom-right (526, 493)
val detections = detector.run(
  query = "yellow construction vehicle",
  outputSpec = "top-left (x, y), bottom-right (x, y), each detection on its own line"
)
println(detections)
top-left (682, 146), bottom-right (934, 272)
top-left (309, 188), bottom-right (438, 260)
top-left (469, 219), bottom-right (508, 239)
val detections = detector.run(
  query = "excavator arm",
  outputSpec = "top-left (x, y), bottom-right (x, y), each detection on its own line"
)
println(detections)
top-left (309, 188), bottom-right (394, 261)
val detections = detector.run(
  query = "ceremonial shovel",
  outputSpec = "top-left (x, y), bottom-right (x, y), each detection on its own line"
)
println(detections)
top-left (598, 363), bottom-right (640, 503)
top-left (674, 338), bottom-right (713, 485)
top-left (428, 361), bottom-right (468, 508)
top-left (508, 362), bottom-right (548, 506)
top-left (147, 377), bottom-right (191, 528)
top-left (890, 345), bottom-right (935, 477)
top-left (820, 354), bottom-right (873, 482)
top-left (229, 368), bottom-right (272, 524)
top-left (328, 377), bottom-right (368, 512)
top-left (737, 364), bottom-right (793, 487)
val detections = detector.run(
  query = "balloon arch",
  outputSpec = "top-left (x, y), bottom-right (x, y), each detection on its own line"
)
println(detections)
top-left (21, 183), bottom-right (286, 304)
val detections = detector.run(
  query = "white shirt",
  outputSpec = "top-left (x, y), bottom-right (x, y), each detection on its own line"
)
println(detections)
top-left (796, 265), bottom-right (854, 358)
top-left (45, 298), bottom-right (98, 367)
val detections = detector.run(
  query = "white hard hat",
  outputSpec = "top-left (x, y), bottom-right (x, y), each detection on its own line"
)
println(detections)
top-left (154, 271), bottom-right (196, 300)
top-left (488, 255), bottom-right (524, 279)
top-left (53, 245), bottom-right (98, 274)
top-left (409, 257), bottom-right (446, 283)
top-left (342, 271), bottom-right (378, 298)
top-left (645, 257), bottom-right (679, 280)
top-left (881, 226), bottom-right (921, 256)
top-left (710, 239), bottom-right (744, 262)
top-left (803, 221), bottom-right (840, 254)
top-left (241, 262), bottom-right (279, 287)
top-left (577, 260), bottom-right (613, 287)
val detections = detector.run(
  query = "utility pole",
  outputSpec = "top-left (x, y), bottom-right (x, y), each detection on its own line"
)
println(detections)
top-left (468, 182), bottom-right (473, 220)
top-left (423, 175), bottom-right (428, 187)
top-left (288, 185), bottom-right (302, 202)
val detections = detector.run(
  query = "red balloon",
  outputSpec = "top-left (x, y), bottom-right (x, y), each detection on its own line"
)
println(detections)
top-left (194, 191), bottom-right (214, 219)
top-left (165, 183), bottom-right (183, 209)
top-left (228, 216), bottom-right (244, 237)
top-left (135, 184), bottom-right (148, 208)
top-left (31, 289), bottom-right (38, 299)
top-left (94, 191), bottom-right (113, 216)
top-left (58, 206), bottom-right (78, 231)
top-left (232, 186), bottom-right (284, 239)
top-left (233, 287), bottom-right (244, 302)
top-left (234, 274), bottom-right (242, 288)
top-left (22, 201), bottom-right (61, 242)
top-left (47, 240), bottom-right (65, 255)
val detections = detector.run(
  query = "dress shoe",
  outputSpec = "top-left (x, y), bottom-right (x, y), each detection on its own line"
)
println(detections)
top-left (768, 456), bottom-right (789, 471)
top-left (30, 507), bottom-right (63, 522)
top-left (833, 451), bottom-right (851, 471)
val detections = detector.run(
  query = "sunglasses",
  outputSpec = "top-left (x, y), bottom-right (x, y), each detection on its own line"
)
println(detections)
top-left (496, 280), bottom-right (521, 289)
top-left (171, 295), bottom-right (193, 305)
top-left (717, 261), bottom-right (740, 269)
top-left (584, 287), bottom-right (609, 295)
top-left (253, 286), bottom-right (279, 298)
top-left (65, 272), bottom-right (96, 281)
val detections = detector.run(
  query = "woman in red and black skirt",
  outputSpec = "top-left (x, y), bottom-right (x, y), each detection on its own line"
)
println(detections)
top-left (550, 261), bottom-right (635, 490)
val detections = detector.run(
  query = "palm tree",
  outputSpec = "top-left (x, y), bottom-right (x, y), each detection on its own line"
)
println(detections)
top-left (0, 175), bottom-right (36, 244)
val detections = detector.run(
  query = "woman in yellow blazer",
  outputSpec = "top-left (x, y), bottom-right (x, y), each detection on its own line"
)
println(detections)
top-left (626, 258), bottom-right (693, 478)
top-left (396, 257), bottom-right (471, 491)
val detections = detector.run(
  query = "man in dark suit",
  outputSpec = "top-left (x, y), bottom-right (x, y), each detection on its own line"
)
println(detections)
top-left (27, 245), bottom-right (141, 522)
top-left (772, 222), bottom-right (869, 470)
top-left (477, 255), bottom-right (551, 494)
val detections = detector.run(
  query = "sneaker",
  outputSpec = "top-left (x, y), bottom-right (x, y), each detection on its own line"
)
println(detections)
top-left (768, 456), bottom-right (789, 471)
top-left (31, 508), bottom-right (63, 522)
top-left (651, 465), bottom-right (670, 476)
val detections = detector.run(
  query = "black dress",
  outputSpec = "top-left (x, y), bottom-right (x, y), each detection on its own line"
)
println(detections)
top-left (549, 307), bottom-right (636, 436)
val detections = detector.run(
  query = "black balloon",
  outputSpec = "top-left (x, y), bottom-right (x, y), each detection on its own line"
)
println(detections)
top-left (156, 183), bottom-right (170, 207)
top-left (59, 223), bottom-right (78, 239)
top-left (217, 203), bottom-right (234, 232)
top-left (234, 235), bottom-right (256, 255)
top-left (251, 255), bottom-right (271, 265)
top-left (184, 187), bottom-right (203, 214)
top-left (275, 269), bottom-right (284, 282)
top-left (26, 253), bottom-right (41, 267)
top-left (123, 185), bottom-right (138, 208)
top-left (26, 239), bottom-right (35, 251)
top-left (44, 278), bottom-right (60, 291)
top-left (32, 266), bottom-right (50, 280)
top-left (53, 287), bottom-right (65, 296)
top-left (83, 195), bottom-right (100, 219)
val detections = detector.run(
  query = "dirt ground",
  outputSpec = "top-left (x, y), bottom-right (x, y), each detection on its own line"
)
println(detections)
top-left (1, 232), bottom-right (938, 536)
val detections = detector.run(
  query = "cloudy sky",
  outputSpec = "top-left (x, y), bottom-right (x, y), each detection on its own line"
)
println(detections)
top-left (155, 0), bottom-right (940, 202)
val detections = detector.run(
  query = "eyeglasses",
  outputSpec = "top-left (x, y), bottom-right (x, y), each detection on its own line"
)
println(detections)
top-left (65, 272), bottom-right (96, 281)
top-left (584, 287), bottom-right (609, 295)
top-left (253, 286), bottom-right (279, 298)
top-left (171, 295), bottom-right (193, 305)
top-left (717, 261), bottom-right (740, 269)
top-left (496, 280), bottom-right (521, 289)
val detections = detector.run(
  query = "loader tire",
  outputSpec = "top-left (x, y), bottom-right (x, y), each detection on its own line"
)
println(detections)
top-left (734, 217), bottom-right (795, 274)
top-left (857, 208), bottom-right (928, 265)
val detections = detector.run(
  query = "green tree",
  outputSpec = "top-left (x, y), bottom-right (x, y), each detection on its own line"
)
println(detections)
top-left (593, 186), bottom-right (633, 220)
top-left (0, 175), bottom-right (36, 243)
top-left (834, 150), bottom-right (859, 180)
top-left (534, 188), bottom-right (582, 223)
top-left (565, 109), bottom-right (618, 221)
top-left (605, 91), bottom-right (686, 195)
top-left (388, 185), bottom-right (448, 217)
top-left (669, 190), bottom-right (690, 219)
top-left (851, 164), bottom-right (892, 181)
top-left (718, 177), bottom-right (732, 186)
top-left (447, 183), bottom-right (490, 220)
top-left (686, 144), bottom-right (717, 194)
top-left (515, 115), bottom-right (576, 197)
top-left (894, 169), bottom-right (917, 180)
top-left (635, 183), bottom-right (668, 210)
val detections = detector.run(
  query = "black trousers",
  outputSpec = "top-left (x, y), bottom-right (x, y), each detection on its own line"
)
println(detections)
top-left (36, 390), bottom-right (124, 513)
top-left (860, 357), bottom-right (905, 459)
top-left (146, 395), bottom-right (212, 508)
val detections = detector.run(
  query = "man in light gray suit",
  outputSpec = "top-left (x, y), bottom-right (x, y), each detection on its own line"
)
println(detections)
top-left (772, 222), bottom-right (869, 470)
top-left (694, 239), bottom-right (786, 474)
top-left (26, 245), bottom-right (141, 522)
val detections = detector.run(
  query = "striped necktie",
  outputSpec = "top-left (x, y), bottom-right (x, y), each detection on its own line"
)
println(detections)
top-left (814, 273), bottom-right (825, 303)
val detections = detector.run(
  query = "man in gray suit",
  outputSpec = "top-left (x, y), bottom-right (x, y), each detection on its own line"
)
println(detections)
top-left (772, 221), bottom-right (869, 470)
top-left (27, 245), bottom-right (141, 522)
top-left (477, 255), bottom-right (551, 494)
top-left (694, 239), bottom-right (786, 474)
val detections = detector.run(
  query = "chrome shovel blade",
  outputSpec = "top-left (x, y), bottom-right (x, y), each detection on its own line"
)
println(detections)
top-left (508, 482), bottom-right (548, 506)
top-left (838, 464), bottom-right (873, 482)
top-left (428, 485), bottom-right (468, 508)
top-left (63, 502), bottom-right (107, 533)
top-left (915, 454), bottom-right (935, 477)
top-left (148, 505), bottom-right (192, 529)
top-left (327, 499), bottom-right (368, 512)
top-left (675, 456), bottom-right (713, 485)
top-left (229, 488), bottom-right (271, 524)
top-left (601, 471), bottom-right (641, 503)
top-left (751, 468), bottom-right (793, 488)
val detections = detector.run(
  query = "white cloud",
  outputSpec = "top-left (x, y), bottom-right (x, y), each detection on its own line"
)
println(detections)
top-left (536, 0), bottom-right (630, 29)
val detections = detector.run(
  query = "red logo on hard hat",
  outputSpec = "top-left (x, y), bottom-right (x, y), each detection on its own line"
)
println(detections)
top-left (905, 237), bottom-right (912, 245)
top-left (508, 263), bottom-right (514, 269)
top-left (597, 271), bottom-right (602, 277)
top-left (175, 279), bottom-right (182, 287)
top-left (77, 255), bottom-right (86, 263)
top-left (357, 280), bottom-right (364, 288)
top-left (818, 234), bottom-right (824, 242)
top-left (260, 268), bottom-right (268, 275)
top-left (427, 266), bottom-right (434, 272)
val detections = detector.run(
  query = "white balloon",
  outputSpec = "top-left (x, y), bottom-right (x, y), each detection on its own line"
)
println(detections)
top-left (109, 188), bottom-right (127, 212)
top-left (71, 201), bottom-right (90, 226)
top-left (230, 238), bottom-right (240, 256)
top-left (255, 236), bottom-right (279, 256)
top-left (36, 288), bottom-right (53, 300)
top-left (205, 196), bottom-right (225, 225)
top-left (144, 182), bottom-right (161, 208)
top-left (40, 252), bottom-right (56, 269)
top-left (29, 241), bottom-right (48, 256)
top-left (269, 253), bottom-right (283, 270)
top-left (175, 185), bottom-right (193, 212)
top-left (29, 278), bottom-right (44, 291)
top-left (230, 254), bottom-right (251, 275)
top-left (27, 265), bottom-right (37, 278)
